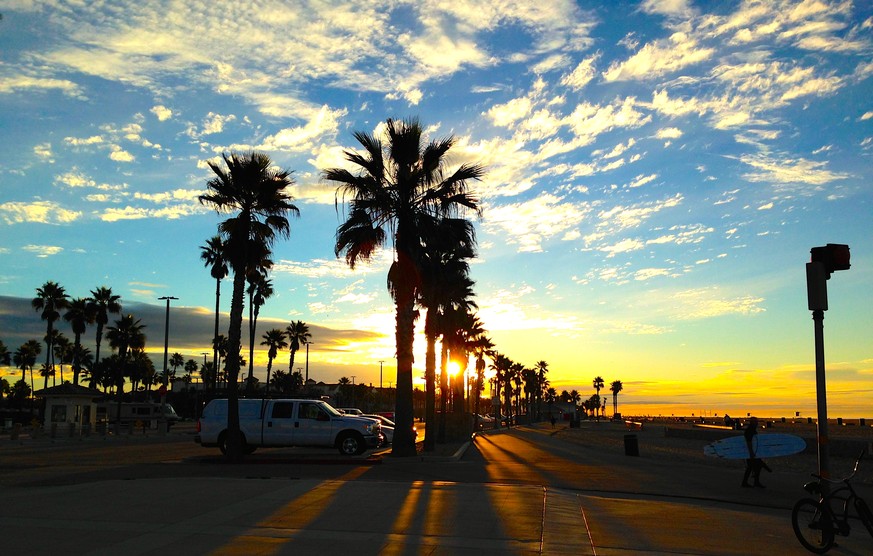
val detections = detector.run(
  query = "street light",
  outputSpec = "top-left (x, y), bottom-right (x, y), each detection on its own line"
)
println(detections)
top-left (379, 360), bottom-right (384, 389)
top-left (158, 296), bottom-right (177, 431)
top-left (305, 341), bottom-right (313, 383)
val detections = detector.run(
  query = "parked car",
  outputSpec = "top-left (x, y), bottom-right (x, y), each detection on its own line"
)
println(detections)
top-left (196, 399), bottom-right (381, 455)
top-left (339, 408), bottom-right (363, 416)
top-left (364, 414), bottom-right (418, 445)
top-left (475, 414), bottom-right (494, 429)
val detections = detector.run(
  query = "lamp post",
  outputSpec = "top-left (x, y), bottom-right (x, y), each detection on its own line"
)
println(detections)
top-left (158, 296), bottom-right (177, 431)
top-left (379, 360), bottom-right (384, 389)
top-left (305, 341), bottom-right (313, 383)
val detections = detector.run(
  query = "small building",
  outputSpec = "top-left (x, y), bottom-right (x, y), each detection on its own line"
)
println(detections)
top-left (34, 383), bottom-right (103, 434)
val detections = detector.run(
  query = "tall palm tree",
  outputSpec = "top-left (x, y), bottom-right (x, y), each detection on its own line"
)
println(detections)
top-left (52, 332), bottom-right (71, 385)
top-left (285, 320), bottom-right (311, 378)
top-left (32, 281), bottom-right (69, 389)
top-left (106, 314), bottom-right (146, 409)
top-left (200, 234), bottom-right (228, 388)
top-left (246, 275), bottom-right (273, 392)
top-left (13, 340), bottom-right (40, 386)
top-left (610, 380), bottom-right (624, 417)
top-left (199, 151), bottom-right (299, 461)
top-left (88, 287), bottom-right (122, 388)
top-left (64, 297), bottom-right (94, 385)
top-left (469, 322), bottom-right (493, 430)
top-left (260, 328), bottom-right (287, 395)
top-left (535, 360), bottom-right (549, 420)
top-left (592, 376), bottom-right (605, 418)
top-left (325, 118), bottom-right (483, 457)
top-left (419, 219), bottom-right (476, 448)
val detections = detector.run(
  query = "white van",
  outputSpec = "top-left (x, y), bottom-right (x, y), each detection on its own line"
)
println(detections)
top-left (195, 398), bottom-right (381, 456)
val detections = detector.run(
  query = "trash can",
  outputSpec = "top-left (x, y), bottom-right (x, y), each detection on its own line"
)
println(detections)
top-left (624, 434), bottom-right (639, 456)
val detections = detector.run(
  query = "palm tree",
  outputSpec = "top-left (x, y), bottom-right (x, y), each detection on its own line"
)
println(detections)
top-left (52, 332), bottom-right (71, 385)
top-left (32, 281), bottom-right (69, 389)
top-left (610, 380), bottom-right (624, 417)
top-left (0, 340), bottom-right (11, 367)
top-left (200, 234), bottom-right (228, 388)
top-left (592, 376), bottom-right (605, 418)
top-left (199, 151), bottom-right (299, 461)
top-left (534, 360), bottom-right (549, 420)
top-left (285, 320), bottom-right (311, 378)
top-left (168, 352), bottom-right (185, 384)
top-left (260, 328), bottom-right (287, 395)
top-left (88, 287), bottom-right (122, 388)
top-left (106, 314), bottom-right (146, 411)
top-left (468, 322), bottom-right (493, 430)
top-left (325, 117), bottom-right (483, 457)
top-left (13, 340), bottom-right (40, 388)
top-left (246, 275), bottom-right (273, 392)
top-left (63, 297), bottom-right (94, 385)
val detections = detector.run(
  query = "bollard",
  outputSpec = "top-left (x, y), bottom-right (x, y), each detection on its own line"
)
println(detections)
top-left (624, 434), bottom-right (639, 456)
top-left (861, 418), bottom-right (866, 427)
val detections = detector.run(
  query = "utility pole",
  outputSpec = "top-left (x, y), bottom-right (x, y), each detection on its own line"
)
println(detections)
top-left (806, 243), bottom-right (850, 494)
top-left (305, 341), bottom-right (313, 383)
top-left (158, 296), bottom-right (178, 433)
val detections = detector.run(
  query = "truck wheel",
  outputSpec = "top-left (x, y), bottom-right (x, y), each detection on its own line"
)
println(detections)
top-left (338, 432), bottom-right (366, 456)
top-left (218, 431), bottom-right (250, 456)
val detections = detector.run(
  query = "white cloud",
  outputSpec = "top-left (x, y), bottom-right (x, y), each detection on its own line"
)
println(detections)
top-left (150, 105), bottom-right (173, 121)
top-left (561, 54), bottom-right (599, 90)
top-left (0, 201), bottom-right (82, 225)
top-left (483, 193), bottom-right (589, 253)
top-left (22, 245), bottom-right (64, 258)
top-left (603, 31), bottom-right (714, 82)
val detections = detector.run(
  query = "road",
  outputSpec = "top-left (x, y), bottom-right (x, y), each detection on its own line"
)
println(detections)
top-left (0, 424), bottom-right (870, 554)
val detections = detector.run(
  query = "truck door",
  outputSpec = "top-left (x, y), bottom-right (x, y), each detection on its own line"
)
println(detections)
top-left (296, 401), bottom-right (333, 446)
top-left (263, 401), bottom-right (296, 445)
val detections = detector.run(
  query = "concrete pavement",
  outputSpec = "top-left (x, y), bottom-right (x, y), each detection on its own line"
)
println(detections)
top-left (1, 425), bottom-right (871, 554)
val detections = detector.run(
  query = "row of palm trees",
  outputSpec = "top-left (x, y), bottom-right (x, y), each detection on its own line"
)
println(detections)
top-left (196, 118), bottom-right (490, 459)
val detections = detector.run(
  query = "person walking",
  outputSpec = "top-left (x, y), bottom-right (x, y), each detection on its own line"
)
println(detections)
top-left (741, 417), bottom-right (767, 488)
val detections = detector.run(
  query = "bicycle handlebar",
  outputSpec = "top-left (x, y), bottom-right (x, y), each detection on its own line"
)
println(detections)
top-left (811, 449), bottom-right (867, 484)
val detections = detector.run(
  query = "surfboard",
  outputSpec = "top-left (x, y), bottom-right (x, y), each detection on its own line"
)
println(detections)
top-left (704, 433), bottom-right (807, 459)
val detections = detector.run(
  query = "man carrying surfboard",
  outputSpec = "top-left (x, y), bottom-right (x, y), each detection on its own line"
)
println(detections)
top-left (742, 417), bottom-right (768, 488)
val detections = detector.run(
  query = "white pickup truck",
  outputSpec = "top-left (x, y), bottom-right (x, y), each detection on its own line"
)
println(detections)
top-left (195, 398), bottom-right (381, 456)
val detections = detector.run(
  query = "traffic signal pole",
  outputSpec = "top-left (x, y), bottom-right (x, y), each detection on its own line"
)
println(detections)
top-left (805, 244), bottom-right (850, 494)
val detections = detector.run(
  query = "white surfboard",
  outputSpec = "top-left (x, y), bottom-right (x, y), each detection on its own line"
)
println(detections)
top-left (704, 433), bottom-right (807, 459)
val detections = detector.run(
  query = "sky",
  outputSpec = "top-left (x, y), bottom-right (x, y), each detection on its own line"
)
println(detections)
top-left (1, 0), bottom-right (872, 418)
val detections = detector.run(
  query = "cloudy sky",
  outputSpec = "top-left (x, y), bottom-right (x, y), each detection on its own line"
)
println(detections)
top-left (1, 0), bottom-right (871, 417)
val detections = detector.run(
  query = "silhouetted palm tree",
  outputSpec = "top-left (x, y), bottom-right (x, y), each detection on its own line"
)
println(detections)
top-left (246, 275), bottom-right (273, 393)
top-left (592, 376), bottom-right (605, 418)
top-left (200, 234), bottom-right (228, 387)
top-left (325, 117), bottom-right (483, 457)
top-left (52, 332), bottom-right (71, 385)
top-left (64, 297), bottom-right (94, 385)
top-left (535, 360), bottom-right (549, 420)
top-left (32, 281), bottom-right (69, 389)
top-left (285, 320), bottom-right (311, 378)
top-left (106, 314), bottom-right (146, 409)
top-left (610, 380), bottom-right (624, 417)
top-left (260, 328), bottom-right (287, 395)
top-left (88, 286), bottom-right (122, 388)
top-left (199, 151), bottom-right (299, 461)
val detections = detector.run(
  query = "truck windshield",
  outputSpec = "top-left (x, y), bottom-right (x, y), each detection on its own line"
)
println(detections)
top-left (319, 403), bottom-right (343, 417)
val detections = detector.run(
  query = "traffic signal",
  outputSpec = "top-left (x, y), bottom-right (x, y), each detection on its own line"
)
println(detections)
top-left (810, 244), bottom-right (850, 279)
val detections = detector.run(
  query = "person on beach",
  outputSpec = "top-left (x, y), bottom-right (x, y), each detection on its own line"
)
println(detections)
top-left (741, 417), bottom-right (767, 488)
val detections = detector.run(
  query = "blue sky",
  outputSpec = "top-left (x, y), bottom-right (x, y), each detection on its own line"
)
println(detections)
top-left (1, 0), bottom-right (871, 417)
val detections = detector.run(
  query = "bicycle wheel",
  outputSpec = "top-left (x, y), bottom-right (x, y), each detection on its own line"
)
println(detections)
top-left (792, 498), bottom-right (835, 554)
top-left (854, 497), bottom-right (873, 536)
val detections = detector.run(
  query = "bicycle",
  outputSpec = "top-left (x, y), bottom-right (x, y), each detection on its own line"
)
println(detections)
top-left (791, 450), bottom-right (873, 553)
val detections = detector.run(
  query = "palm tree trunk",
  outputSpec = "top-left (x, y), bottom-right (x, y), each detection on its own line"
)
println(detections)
top-left (391, 292), bottom-right (417, 457)
top-left (213, 277), bottom-right (221, 392)
top-left (224, 270), bottom-right (247, 461)
top-left (424, 330), bottom-right (436, 452)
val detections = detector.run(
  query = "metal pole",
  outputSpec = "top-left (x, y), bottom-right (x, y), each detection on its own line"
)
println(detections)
top-left (379, 360), bottom-right (384, 389)
top-left (813, 308), bottom-right (831, 491)
top-left (305, 341), bottom-right (311, 383)
top-left (158, 296), bottom-right (177, 432)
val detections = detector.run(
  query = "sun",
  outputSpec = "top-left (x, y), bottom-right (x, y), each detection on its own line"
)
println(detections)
top-left (447, 361), bottom-right (462, 377)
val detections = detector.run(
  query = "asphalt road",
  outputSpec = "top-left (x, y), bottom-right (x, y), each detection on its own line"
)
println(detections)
top-left (1, 424), bottom-right (871, 554)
